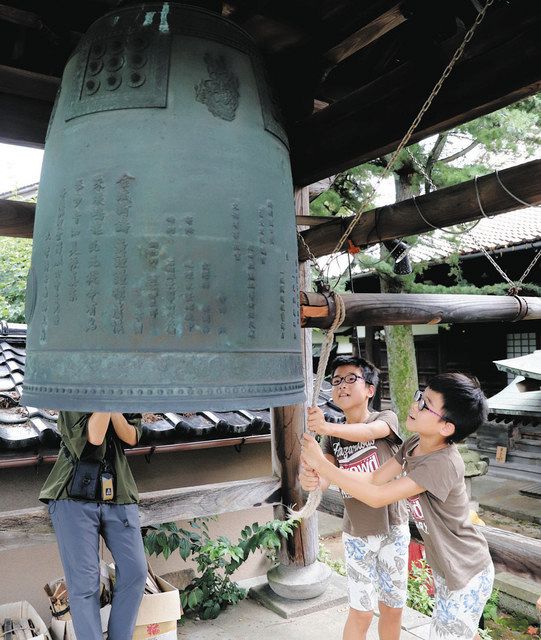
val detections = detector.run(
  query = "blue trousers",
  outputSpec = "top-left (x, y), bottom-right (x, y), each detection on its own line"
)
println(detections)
top-left (49, 499), bottom-right (147, 640)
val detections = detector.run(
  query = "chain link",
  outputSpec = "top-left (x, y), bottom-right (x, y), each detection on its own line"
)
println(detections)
top-left (407, 148), bottom-right (438, 191)
top-left (518, 248), bottom-right (541, 285)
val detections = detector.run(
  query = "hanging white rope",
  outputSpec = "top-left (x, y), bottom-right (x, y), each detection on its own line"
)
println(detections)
top-left (288, 292), bottom-right (346, 520)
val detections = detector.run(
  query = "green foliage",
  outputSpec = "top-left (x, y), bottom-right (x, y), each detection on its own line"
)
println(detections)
top-left (404, 281), bottom-right (541, 296)
top-left (309, 95), bottom-right (541, 229)
top-left (478, 627), bottom-right (494, 640)
top-left (0, 238), bottom-right (32, 322)
top-left (143, 516), bottom-right (298, 620)
top-left (317, 541), bottom-right (346, 576)
top-left (407, 560), bottom-right (434, 617)
top-left (484, 588), bottom-right (500, 623)
top-left (407, 561), bottom-right (501, 637)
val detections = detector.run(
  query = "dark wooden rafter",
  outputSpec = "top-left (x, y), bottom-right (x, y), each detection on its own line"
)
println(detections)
top-left (0, 198), bottom-right (35, 238)
top-left (0, 1), bottom-right (540, 183)
top-left (298, 159), bottom-right (541, 261)
top-left (291, 5), bottom-right (541, 184)
top-left (324, 3), bottom-right (406, 66)
top-left (0, 64), bottom-right (59, 102)
top-left (300, 292), bottom-right (541, 330)
top-left (0, 4), bottom-right (61, 43)
top-left (0, 475), bottom-right (282, 551)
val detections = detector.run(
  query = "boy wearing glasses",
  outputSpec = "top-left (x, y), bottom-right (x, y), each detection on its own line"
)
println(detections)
top-left (299, 356), bottom-right (409, 640)
top-left (302, 372), bottom-right (493, 640)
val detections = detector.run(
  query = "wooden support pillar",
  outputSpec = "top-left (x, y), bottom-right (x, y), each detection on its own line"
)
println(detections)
top-left (267, 186), bottom-right (331, 599)
top-left (271, 186), bottom-right (318, 566)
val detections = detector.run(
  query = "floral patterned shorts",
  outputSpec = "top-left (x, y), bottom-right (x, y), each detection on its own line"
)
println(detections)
top-left (430, 564), bottom-right (495, 640)
top-left (343, 524), bottom-right (410, 612)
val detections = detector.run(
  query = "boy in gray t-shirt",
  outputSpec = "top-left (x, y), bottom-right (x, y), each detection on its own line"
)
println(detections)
top-left (300, 356), bottom-right (408, 640)
top-left (302, 372), bottom-right (494, 640)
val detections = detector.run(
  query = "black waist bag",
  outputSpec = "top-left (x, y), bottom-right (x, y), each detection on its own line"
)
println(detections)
top-left (68, 458), bottom-right (102, 501)
top-left (62, 432), bottom-right (115, 501)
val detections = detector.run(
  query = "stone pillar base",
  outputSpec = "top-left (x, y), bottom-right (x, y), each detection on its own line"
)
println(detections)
top-left (267, 561), bottom-right (332, 600)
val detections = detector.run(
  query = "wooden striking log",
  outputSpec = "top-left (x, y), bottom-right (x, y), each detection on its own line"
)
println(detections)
top-left (301, 292), bottom-right (541, 329)
top-left (298, 159), bottom-right (541, 260)
top-left (319, 488), bottom-right (541, 581)
top-left (291, 7), bottom-right (541, 184)
top-left (0, 475), bottom-right (281, 551)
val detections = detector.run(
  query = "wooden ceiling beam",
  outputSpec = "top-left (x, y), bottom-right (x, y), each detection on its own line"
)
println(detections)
top-left (324, 3), bottom-right (406, 66)
top-left (0, 65), bottom-right (59, 102)
top-left (297, 159), bottom-right (541, 260)
top-left (0, 4), bottom-right (59, 42)
top-left (0, 92), bottom-right (50, 148)
top-left (290, 11), bottom-right (541, 185)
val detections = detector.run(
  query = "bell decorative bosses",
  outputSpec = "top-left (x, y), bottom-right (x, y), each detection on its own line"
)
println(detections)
top-left (22, 4), bottom-right (304, 412)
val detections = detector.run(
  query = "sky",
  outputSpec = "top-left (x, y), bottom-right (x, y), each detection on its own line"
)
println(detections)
top-left (0, 143), bottom-right (44, 194)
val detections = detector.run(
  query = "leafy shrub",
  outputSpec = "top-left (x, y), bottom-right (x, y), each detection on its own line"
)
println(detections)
top-left (143, 516), bottom-right (298, 620)
top-left (407, 560), bottom-right (435, 616)
top-left (318, 541), bottom-right (346, 576)
top-left (0, 238), bottom-right (32, 322)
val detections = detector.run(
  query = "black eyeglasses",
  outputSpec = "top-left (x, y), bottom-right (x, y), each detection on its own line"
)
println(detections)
top-left (330, 373), bottom-right (365, 387)
top-left (413, 389), bottom-right (446, 420)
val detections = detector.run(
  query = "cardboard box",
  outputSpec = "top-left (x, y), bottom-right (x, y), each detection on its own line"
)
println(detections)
top-left (47, 560), bottom-right (112, 640)
top-left (0, 600), bottom-right (52, 640)
top-left (50, 604), bottom-right (111, 640)
top-left (109, 564), bottom-right (182, 640)
top-left (132, 620), bottom-right (177, 640)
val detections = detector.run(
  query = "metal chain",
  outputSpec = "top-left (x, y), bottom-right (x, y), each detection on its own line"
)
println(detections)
top-left (517, 248), bottom-right (541, 285)
top-left (474, 175), bottom-right (495, 219)
top-left (407, 148), bottom-right (438, 191)
top-left (405, 142), bottom-right (483, 236)
top-left (475, 244), bottom-right (515, 287)
top-left (315, 0), bottom-right (495, 275)
top-left (297, 230), bottom-right (326, 280)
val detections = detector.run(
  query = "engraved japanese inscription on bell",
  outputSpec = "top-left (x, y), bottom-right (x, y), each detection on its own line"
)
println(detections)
top-left (22, 4), bottom-right (304, 412)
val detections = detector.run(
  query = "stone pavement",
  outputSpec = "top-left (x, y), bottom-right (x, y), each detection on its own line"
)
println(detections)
top-left (471, 474), bottom-right (541, 526)
top-left (177, 577), bottom-right (432, 640)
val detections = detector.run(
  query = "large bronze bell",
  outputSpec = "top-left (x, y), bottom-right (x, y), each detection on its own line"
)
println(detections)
top-left (22, 3), bottom-right (304, 412)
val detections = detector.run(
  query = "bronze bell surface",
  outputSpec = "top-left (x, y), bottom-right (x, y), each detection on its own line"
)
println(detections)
top-left (22, 3), bottom-right (304, 412)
